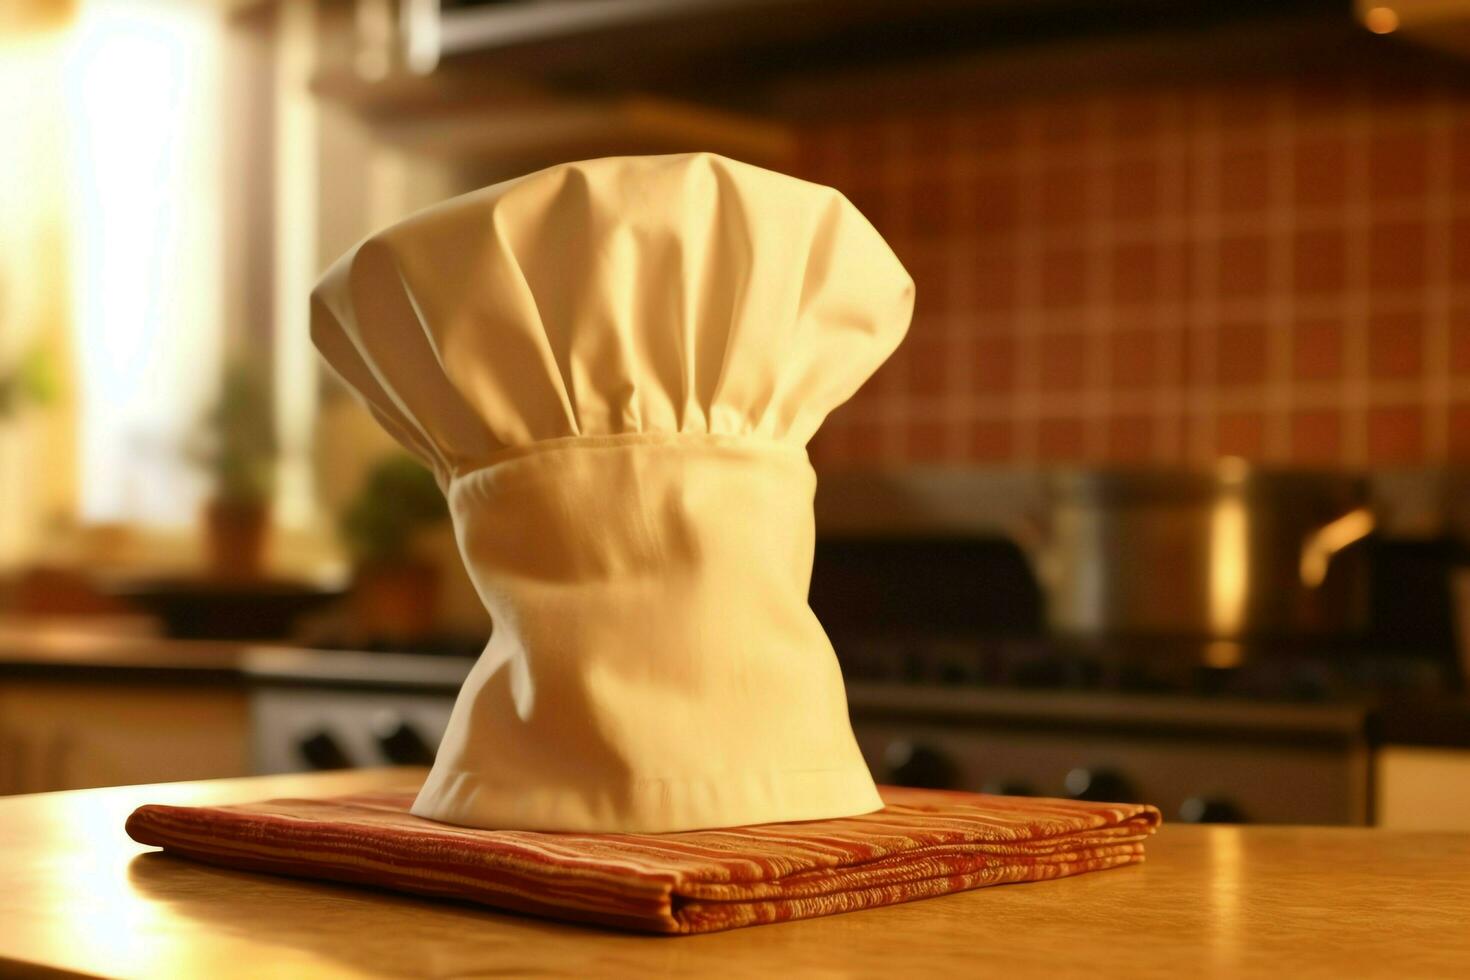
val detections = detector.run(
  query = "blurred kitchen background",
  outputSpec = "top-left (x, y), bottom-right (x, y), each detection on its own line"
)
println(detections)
top-left (3, 0), bottom-right (1470, 828)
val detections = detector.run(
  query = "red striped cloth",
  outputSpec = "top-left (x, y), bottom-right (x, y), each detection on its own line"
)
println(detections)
top-left (126, 785), bottom-right (1161, 934)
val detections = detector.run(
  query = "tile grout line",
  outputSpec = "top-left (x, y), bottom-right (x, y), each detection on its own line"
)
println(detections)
top-left (1343, 93), bottom-right (1370, 466)
top-left (1193, 91), bottom-right (1221, 463)
top-left (880, 118), bottom-right (910, 465)
top-left (1014, 112), bottom-right (1043, 462)
top-left (1266, 88), bottom-right (1295, 462)
top-left (1084, 95), bottom-right (1112, 461)
top-left (1425, 91), bottom-right (1453, 459)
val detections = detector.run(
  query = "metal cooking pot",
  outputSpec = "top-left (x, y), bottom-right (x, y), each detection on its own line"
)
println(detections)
top-left (1016, 462), bottom-right (1375, 638)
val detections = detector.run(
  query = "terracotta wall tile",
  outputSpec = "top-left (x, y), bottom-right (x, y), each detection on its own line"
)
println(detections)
top-left (1039, 331), bottom-right (1089, 390)
top-left (1217, 412), bottom-right (1266, 458)
top-left (1449, 404), bottom-right (1470, 459)
top-left (1217, 235), bottom-right (1270, 296)
top-left (1109, 329), bottom-right (1160, 388)
top-left (1039, 100), bottom-right (1091, 144)
top-left (846, 121), bottom-right (891, 162)
top-left (906, 420), bottom-right (949, 459)
top-left (972, 334), bottom-right (1018, 392)
top-left (1040, 165), bottom-right (1089, 226)
top-left (1105, 414), bottom-right (1156, 461)
top-left (1038, 417), bottom-right (1086, 460)
top-left (970, 172), bottom-right (1021, 234)
top-left (1112, 242), bottom-right (1159, 305)
top-left (1110, 93), bottom-right (1164, 142)
top-left (1367, 220), bottom-right (1428, 292)
top-left (1216, 88), bottom-right (1273, 130)
top-left (908, 177), bottom-right (956, 237)
top-left (1184, 327), bottom-right (1213, 388)
top-left (846, 421), bottom-right (886, 460)
top-left (1451, 218), bottom-right (1470, 283)
top-left (1367, 312), bottom-right (1424, 381)
top-left (1290, 411), bottom-right (1343, 463)
top-left (906, 113), bottom-right (955, 162)
top-left (967, 248), bottom-right (1019, 313)
top-left (795, 125), bottom-right (839, 176)
top-left (1448, 122), bottom-right (1470, 196)
top-left (1219, 144), bottom-right (1271, 213)
top-left (1178, 234), bottom-right (1200, 296)
top-left (905, 337), bottom-right (952, 398)
top-left (1368, 129), bottom-right (1430, 201)
top-left (967, 419), bottom-right (1015, 460)
top-left (1292, 77), bottom-right (1358, 122)
top-left (969, 110), bottom-right (1022, 153)
top-left (1217, 322), bottom-right (1269, 387)
top-left (1292, 229), bottom-right (1347, 294)
top-left (1109, 156), bottom-right (1160, 220)
top-left (1292, 318), bottom-right (1344, 381)
top-left (1040, 246), bottom-right (1089, 309)
top-left (1367, 406), bottom-right (1425, 462)
top-left (1294, 137), bottom-right (1348, 209)
top-left (1451, 313), bottom-right (1470, 377)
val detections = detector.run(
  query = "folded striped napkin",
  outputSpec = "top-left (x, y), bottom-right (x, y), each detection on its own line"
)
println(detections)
top-left (126, 785), bottom-right (1161, 934)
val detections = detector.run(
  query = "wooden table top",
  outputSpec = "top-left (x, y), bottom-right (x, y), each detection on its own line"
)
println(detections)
top-left (2, 768), bottom-right (1467, 978)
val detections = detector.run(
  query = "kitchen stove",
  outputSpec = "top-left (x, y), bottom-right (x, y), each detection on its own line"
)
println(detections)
top-left (248, 652), bottom-right (470, 777)
top-left (256, 528), bottom-right (1458, 828)
top-left (248, 634), bottom-right (1453, 827)
top-left (836, 634), bottom-right (1453, 702)
top-left (801, 477), bottom-right (1468, 825)
top-left (831, 633), bottom-right (1461, 827)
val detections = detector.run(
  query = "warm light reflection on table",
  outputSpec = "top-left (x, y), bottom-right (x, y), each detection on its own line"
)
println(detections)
top-left (1205, 826), bottom-right (1243, 973)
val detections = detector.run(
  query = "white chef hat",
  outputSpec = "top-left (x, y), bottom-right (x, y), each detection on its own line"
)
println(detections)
top-left (312, 153), bottom-right (914, 832)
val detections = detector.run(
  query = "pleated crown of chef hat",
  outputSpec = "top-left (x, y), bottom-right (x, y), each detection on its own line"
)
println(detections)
top-left (312, 153), bottom-right (914, 833)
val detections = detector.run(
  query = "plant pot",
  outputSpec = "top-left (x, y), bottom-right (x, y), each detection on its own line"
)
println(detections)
top-left (204, 498), bottom-right (270, 580)
top-left (351, 559), bottom-right (440, 642)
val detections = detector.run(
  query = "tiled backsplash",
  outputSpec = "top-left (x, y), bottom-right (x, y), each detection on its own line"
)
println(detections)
top-left (797, 71), bottom-right (1470, 468)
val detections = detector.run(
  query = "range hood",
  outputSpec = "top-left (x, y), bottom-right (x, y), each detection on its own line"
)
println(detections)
top-left (323, 0), bottom-right (1380, 171)
top-left (427, 0), bottom-right (780, 68)
top-left (391, 0), bottom-right (1347, 80)
top-left (397, 0), bottom-right (1001, 76)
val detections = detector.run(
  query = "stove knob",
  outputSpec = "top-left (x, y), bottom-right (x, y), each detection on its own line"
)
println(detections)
top-left (884, 740), bottom-right (957, 789)
top-left (1064, 767), bottom-right (1137, 803)
top-left (981, 778), bottom-right (1035, 797)
top-left (373, 715), bottom-right (436, 766)
top-left (297, 730), bottom-right (352, 770)
top-left (1179, 796), bottom-right (1246, 824)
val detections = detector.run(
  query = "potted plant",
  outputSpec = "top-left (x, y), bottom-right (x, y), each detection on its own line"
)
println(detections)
top-left (191, 359), bottom-right (276, 579)
top-left (0, 345), bottom-right (55, 421)
top-left (339, 454), bottom-right (448, 641)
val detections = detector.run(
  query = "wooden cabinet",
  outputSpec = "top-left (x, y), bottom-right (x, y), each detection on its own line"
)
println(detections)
top-left (1375, 746), bottom-right (1470, 831)
top-left (0, 680), bottom-right (250, 795)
